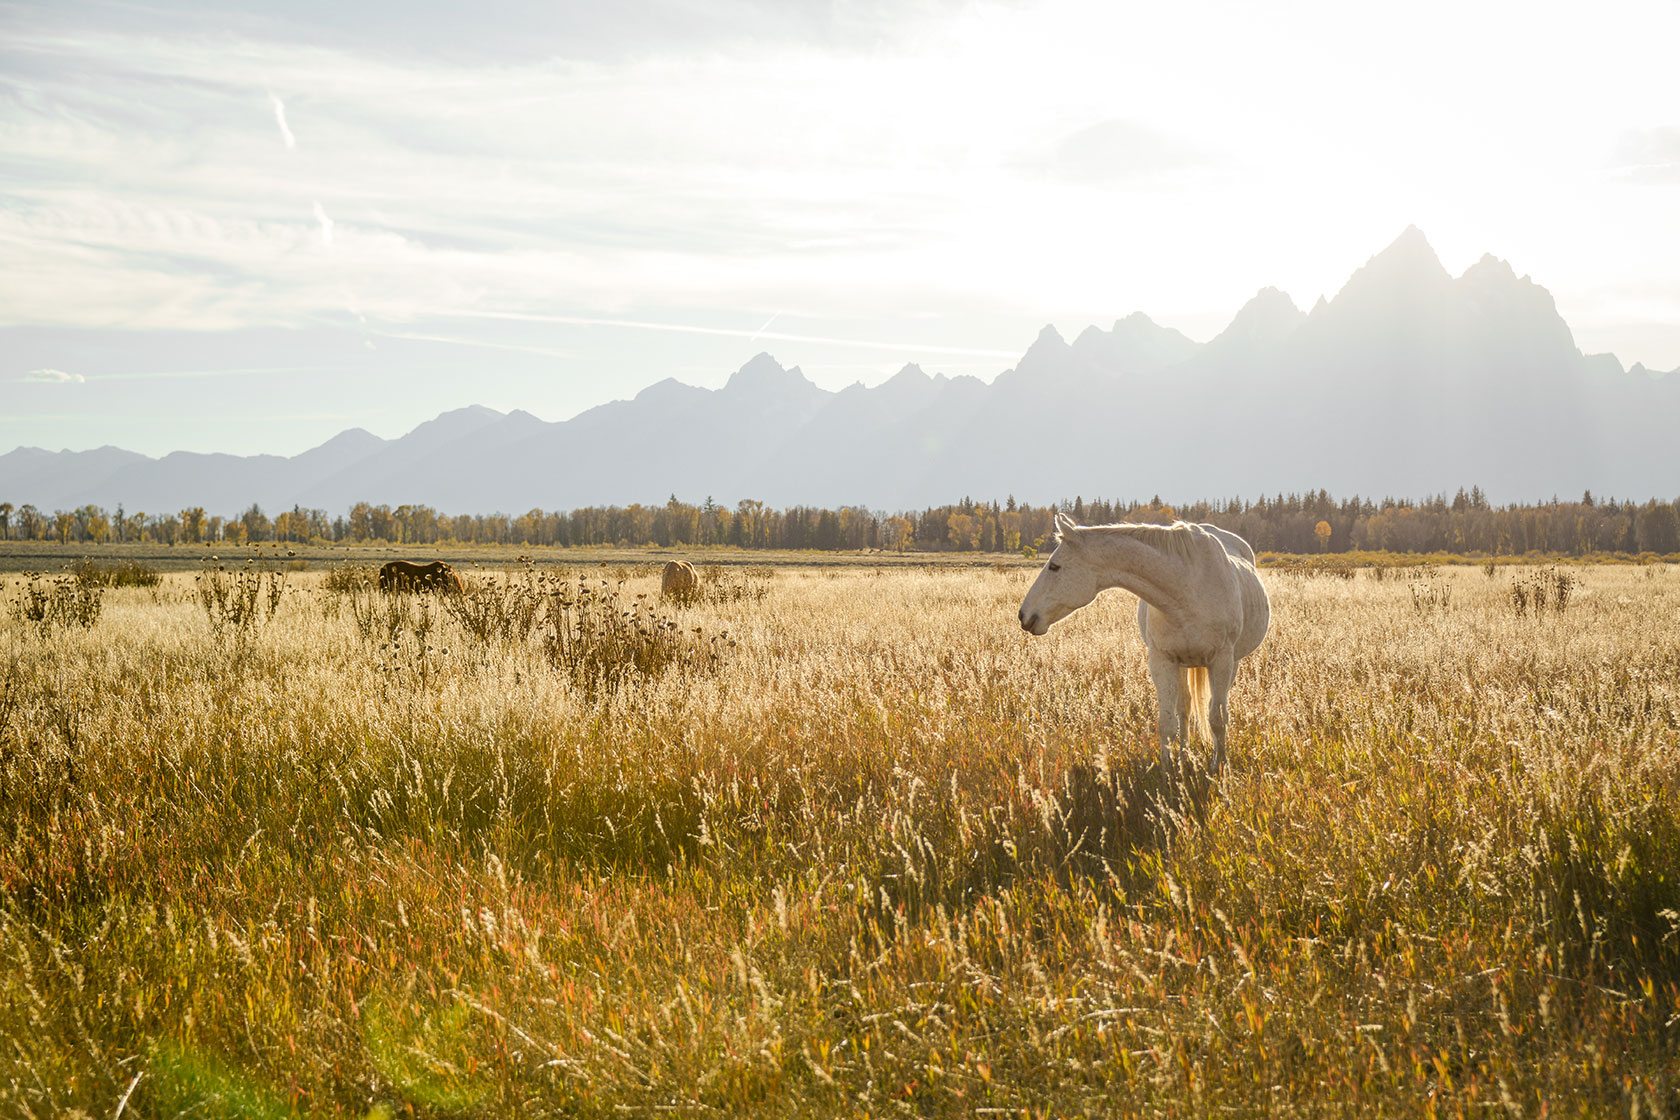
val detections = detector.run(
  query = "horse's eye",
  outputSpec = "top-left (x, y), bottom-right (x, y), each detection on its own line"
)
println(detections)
top-left (1046, 562), bottom-right (1061, 572)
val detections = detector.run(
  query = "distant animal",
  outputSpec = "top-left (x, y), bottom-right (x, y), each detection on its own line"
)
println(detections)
top-left (378, 560), bottom-right (464, 594)
top-left (661, 560), bottom-right (699, 599)
top-left (1018, 513), bottom-right (1269, 771)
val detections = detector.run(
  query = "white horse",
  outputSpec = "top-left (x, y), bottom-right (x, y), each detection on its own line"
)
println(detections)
top-left (1018, 512), bottom-right (1269, 771)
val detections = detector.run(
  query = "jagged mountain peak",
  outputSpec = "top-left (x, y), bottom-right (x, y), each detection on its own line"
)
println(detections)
top-left (1021, 322), bottom-right (1061, 352)
top-left (4, 230), bottom-right (1674, 513)
top-left (314, 427), bottom-right (381, 446)
top-left (1462, 252), bottom-right (1517, 281)
top-left (404, 404), bottom-right (505, 439)
top-left (1583, 352), bottom-right (1627, 378)
top-left (1343, 225), bottom-right (1452, 292)
top-left (1007, 324), bottom-right (1078, 382)
top-left (725, 351), bottom-right (784, 384)
top-left (722, 352), bottom-right (822, 399)
top-left (635, 376), bottom-right (700, 403)
top-left (438, 404), bottom-right (504, 422)
top-left (1236, 286), bottom-right (1301, 321)
top-left (1071, 312), bottom-right (1201, 373)
top-left (1203, 286), bottom-right (1304, 351)
top-left (1305, 226), bottom-right (1454, 335)
top-left (1387, 224), bottom-right (1438, 258)
top-left (1245, 285), bottom-right (1298, 310)
top-left (1448, 252), bottom-right (1577, 355)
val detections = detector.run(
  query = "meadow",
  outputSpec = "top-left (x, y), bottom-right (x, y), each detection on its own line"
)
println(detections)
top-left (2, 556), bottom-right (1678, 1117)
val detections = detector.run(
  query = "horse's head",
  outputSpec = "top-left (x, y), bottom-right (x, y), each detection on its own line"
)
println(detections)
top-left (1018, 512), bottom-right (1100, 636)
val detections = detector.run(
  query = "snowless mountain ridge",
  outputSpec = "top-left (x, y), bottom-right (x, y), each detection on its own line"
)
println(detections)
top-left (5, 228), bottom-right (1677, 512)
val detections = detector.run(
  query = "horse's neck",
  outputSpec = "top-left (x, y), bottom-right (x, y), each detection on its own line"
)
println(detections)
top-left (1083, 531), bottom-right (1197, 613)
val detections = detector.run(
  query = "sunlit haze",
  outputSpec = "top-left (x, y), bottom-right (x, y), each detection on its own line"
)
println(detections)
top-left (3, 0), bottom-right (1677, 457)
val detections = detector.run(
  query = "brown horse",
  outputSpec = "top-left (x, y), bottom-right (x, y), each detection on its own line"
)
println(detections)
top-left (378, 560), bottom-right (464, 594)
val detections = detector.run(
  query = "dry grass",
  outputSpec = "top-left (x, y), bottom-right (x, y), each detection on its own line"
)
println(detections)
top-left (2, 562), bottom-right (1678, 1116)
top-left (72, 557), bottom-right (163, 589)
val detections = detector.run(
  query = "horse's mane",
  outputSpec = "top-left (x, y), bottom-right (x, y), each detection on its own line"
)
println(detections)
top-left (1075, 521), bottom-right (1206, 563)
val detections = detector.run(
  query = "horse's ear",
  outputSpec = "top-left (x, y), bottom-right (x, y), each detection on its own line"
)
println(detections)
top-left (1054, 511), bottom-right (1077, 535)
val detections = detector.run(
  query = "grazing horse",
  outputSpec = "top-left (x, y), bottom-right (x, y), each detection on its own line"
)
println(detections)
top-left (661, 560), bottom-right (699, 600)
top-left (378, 560), bottom-right (464, 594)
top-left (1018, 513), bottom-right (1269, 771)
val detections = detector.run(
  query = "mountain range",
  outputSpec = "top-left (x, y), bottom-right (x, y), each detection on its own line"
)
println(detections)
top-left (5, 227), bottom-right (1677, 514)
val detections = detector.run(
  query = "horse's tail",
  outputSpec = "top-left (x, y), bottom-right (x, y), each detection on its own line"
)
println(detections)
top-left (1180, 666), bottom-right (1212, 744)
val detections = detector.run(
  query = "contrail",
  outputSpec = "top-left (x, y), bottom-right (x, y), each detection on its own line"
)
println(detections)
top-left (268, 91), bottom-right (296, 149)
top-left (750, 310), bottom-right (782, 342)
top-left (446, 309), bottom-right (1019, 359)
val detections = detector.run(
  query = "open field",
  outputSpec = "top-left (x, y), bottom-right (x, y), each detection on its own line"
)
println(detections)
top-left (0, 541), bottom-right (1030, 576)
top-left (5, 539), bottom-right (1674, 578)
top-left (3, 560), bottom-right (1679, 1116)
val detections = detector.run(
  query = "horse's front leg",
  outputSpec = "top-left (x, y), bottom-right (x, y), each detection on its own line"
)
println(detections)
top-left (1147, 650), bottom-right (1183, 770)
top-left (1207, 649), bottom-right (1237, 773)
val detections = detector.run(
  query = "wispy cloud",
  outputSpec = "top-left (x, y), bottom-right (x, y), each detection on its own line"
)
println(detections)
top-left (447, 309), bottom-right (1019, 358)
top-left (21, 368), bottom-right (86, 383)
top-left (374, 331), bottom-right (574, 359)
top-left (1016, 118), bottom-right (1213, 186)
top-left (312, 200), bottom-right (334, 247)
top-left (86, 366), bottom-right (322, 383)
top-left (4, 0), bottom-right (1680, 403)
top-left (1608, 126), bottom-right (1680, 184)
top-left (268, 91), bottom-right (296, 149)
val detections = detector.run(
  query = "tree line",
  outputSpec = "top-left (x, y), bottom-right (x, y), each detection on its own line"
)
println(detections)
top-left (1, 488), bottom-right (1677, 556)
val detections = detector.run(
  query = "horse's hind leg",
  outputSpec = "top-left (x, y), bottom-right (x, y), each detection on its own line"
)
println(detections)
top-left (1147, 650), bottom-right (1182, 770)
top-left (1207, 650), bottom-right (1236, 773)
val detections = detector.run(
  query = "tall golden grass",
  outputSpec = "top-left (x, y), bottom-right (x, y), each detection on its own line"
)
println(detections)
top-left (2, 561), bottom-right (1677, 1115)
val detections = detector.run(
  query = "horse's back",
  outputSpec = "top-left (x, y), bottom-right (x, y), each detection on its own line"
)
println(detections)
top-left (1197, 523), bottom-right (1256, 566)
top-left (1210, 530), bottom-right (1269, 662)
top-left (1136, 524), bottom-right (1268, 663)
top-left (662, 560), bottom-right (698, 598)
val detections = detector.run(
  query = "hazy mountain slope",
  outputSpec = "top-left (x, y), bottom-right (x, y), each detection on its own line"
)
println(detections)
top-left (497, 354), bottom-right (834, 511)
top-left (292, 405), bottom-right (512, 509)
top-left (0, 446), bottom-right (150, 511)
top-left (748, 363), bottom-right (987, 507)
top-left (4, 229), bottom-right (1675, 514)
top-left (1070, 312), bottom-right (1203, 372)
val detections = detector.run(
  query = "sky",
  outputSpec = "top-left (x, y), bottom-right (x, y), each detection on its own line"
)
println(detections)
top-left (3, 0), bottom-right (1678, 458)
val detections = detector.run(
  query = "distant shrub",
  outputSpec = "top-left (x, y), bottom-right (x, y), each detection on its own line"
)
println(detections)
top-left (1512, 565), bottom-right (1576, 617)
top-left (542, 576), bottom-right (730, 697)
top-left (441, 568), bottom-right (545, 648)
top-left (697, 563), bottom-right (774, 605)
top-left (9, 573), bottom-right (103, 634)
top-left (323, 563), bottom-right (379, 597)
top-left (1409, 570), bottom-right (1453, 613)
top-left (1272, 557), bottom-right (1357, 579)
top-left (72, 557), bottom-right (161, 588)
top-left (196, 557), bottom-right (285, 643)
top-left (611, 562), bottom-right (661, 582)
